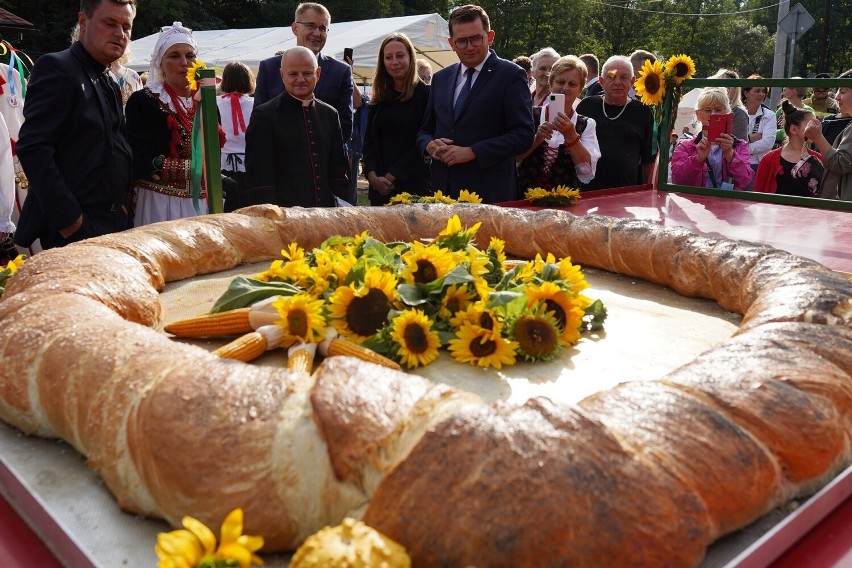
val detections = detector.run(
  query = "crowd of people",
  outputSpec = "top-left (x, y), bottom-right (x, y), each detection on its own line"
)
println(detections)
top-left (1, 0), bottom-right (850, 260)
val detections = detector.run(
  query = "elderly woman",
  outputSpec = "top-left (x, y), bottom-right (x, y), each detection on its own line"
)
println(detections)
top-left (517, 55), bottom-right (600, 192)
top-left (671, 88), bottom-right (752, 190)
top-left (530, 47), bottom-right (559, 108)
top-left (363, 33), bottom-right (431, 206)
top-left (804, 69), bottom-right (852, 200)
top-left (126, 22), bottom-right (223, 226)
top-left (709, 69), bottom-right (748, 141)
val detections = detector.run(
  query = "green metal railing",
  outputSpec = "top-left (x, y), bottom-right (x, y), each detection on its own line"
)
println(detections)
top-left (655, 77), bottom-right (852, 212)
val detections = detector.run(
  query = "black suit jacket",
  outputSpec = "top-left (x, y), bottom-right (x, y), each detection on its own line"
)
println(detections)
top-left (253, 52), bottom-right (354, 141)
top-left (15, 42), bottom-right (131, 247)
top-left (417, 51), bottom-right (534, 203)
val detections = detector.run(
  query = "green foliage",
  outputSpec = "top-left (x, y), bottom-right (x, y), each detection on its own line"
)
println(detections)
top-left (2, 0), bottom-right (846, 78)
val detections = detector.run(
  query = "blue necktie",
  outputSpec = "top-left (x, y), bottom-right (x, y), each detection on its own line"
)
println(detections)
top-left (454, 67), bottom-right (474, 120)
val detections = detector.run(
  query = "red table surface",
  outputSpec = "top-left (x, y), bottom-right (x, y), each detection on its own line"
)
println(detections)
top-left (502, 186), bottom-right (852, 274)
top-left (2, 190), bottom-right (850, 565)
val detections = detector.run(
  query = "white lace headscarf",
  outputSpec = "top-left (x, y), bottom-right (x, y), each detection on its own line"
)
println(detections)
top-left (145, 22), bottom-right (199, 112)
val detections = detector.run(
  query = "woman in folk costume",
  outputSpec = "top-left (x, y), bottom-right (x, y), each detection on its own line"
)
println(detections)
top-left (216, 61), bottom-right (254, 212)
top-left (126, 22), bottom-right (223, 226)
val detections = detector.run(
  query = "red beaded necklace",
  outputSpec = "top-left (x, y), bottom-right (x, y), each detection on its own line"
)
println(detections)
top-left (163, 83), bottom-right (197, 133)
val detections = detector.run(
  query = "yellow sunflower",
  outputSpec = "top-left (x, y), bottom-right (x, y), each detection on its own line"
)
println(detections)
top-left (665, 54), bottom-right (696, 85)
top-left (328, 266), bottom-right (397, 342)
top-left (448, 301), bottom-right (497, 331)
top-left (400, 241), bottom-right (460, 285)
top-left (387, 192), bottom-right (413, 205)
top-left (438, 283), bottom-right (477, 321)
top-left (185, 59), bottom-right (207, 91)
top-left (510, 307), bottom-right (564, 361)
top-left (449, 324), bottom-right (518, 368)
top-left (272, 293), bottom-right (327, 343)
top-left (457, 190), bottom-right (482, 203)
top-left (556, 257), bottom-right (590, 296)
top-left (524, 281), bottom-right (585, 345)
top-left (488, 237), bottom-right (506, 265)
top-left (156, 508), bottom-right (264, 568)
top-left (634, 59), bottom-right (666, 106)
top-left (390, 309), bottom-right (441, 368)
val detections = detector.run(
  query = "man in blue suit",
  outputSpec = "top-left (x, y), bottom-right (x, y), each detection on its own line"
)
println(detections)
top-left (253, 2), bottom-right (353, 142)
top-left (418, 4), bottom-right (534, 203)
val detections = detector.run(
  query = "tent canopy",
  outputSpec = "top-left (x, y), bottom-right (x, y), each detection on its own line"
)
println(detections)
top-left (129, 13), bottom-right (458, 83)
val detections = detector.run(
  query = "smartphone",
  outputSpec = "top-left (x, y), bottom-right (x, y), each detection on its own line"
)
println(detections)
top-left (546, 93), bottom-right (565, 123)
top-left (343, 47), bottom-right (353, 63)
top-left (706, 112), bottom-right (733, 141)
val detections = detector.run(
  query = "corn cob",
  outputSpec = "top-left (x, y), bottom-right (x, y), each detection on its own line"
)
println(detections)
top-left (211, 324), bottom-right (294, 363)
top-left (325, 338), bottom-right (401, 371)
top-left (212, 331), bottom-right (267, 362)
top-left (165, 308), bottom-right (252, 338)
top-left (287, 342), bottom-right (317, 374)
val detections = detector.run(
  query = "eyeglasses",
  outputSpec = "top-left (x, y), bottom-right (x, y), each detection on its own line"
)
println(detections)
top-left (296, 21), bottom-right (329, 34)
top-left (452, 34), bottom-right (485, 49)
top-left (698, 107), bottom-right (727, 114)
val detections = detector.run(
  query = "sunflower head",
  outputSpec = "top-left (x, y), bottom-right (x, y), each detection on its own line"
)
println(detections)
top-left (510, 306), bottom-right (564, 361)
top-left (635, 59), bottom-right (666, 106)
top-left (390, 309), bottom-right (442, 368)
top-left (186, 59), bottom-right (207, 91)
top-left (386, 192), bottom-right (413, 205)
top-left (457, 190), bottom-right (482, 203)
top-left (400, 241), bottom-right (461, 285)
top-left (328, 266), bottom-right (397, 342)
top-left (665, 54), bottom-right (696, 85)
top-left (272, 293), bottom-right (327, 343)
top-left (448, 323), bottom-right (518, 369)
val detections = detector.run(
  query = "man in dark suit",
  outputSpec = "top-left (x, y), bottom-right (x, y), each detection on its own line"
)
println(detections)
top-left (417, 4), bottom-right (534, 203)
top-left (14, 0), bottom-right (135, 250)
top-left (253, 2), bottom-right (354, 142)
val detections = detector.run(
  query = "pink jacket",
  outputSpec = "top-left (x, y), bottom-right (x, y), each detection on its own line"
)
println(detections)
top-left (671, 134), bottom-right (753, 190)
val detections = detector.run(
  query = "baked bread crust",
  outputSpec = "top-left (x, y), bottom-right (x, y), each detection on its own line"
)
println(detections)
top-left (0, 204), bottom-right (849, 565)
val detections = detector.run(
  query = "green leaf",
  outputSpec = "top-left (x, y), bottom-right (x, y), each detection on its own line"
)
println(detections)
top-left (486, 291), bottom-right (524, 310)
top-left (443, 264), bottom-right (475, 286)
top-left (397, 283), bottom-right (429, 306)
top-left (210, 276), bottom-right (302, 313)
top-left (582, 299), bottom-right (608, 331)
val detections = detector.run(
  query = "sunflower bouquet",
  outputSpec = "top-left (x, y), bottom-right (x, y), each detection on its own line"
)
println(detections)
top-left (524, 186), bottom-right (581, 207)
top-left (634, 54), bottom-right (696, 136)
top-left (386, 190), bottom-right (482, 206)
top-left (203, 215), bottom-right (606, 370)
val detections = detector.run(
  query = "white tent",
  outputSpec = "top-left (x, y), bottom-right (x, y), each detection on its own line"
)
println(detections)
top-left (128, 13), bottom-right (458, 83)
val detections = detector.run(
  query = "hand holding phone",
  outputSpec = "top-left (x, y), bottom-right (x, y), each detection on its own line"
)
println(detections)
top-left (343, 47), bottom-right (353, 65)
top-left (706, 112), bottom-right (733, 142)
top-left (545, 93), bottom-right (565, 123)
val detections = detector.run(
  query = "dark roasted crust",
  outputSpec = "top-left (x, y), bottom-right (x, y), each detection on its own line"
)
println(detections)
top-left (0, 203), bottom-right (849, 565)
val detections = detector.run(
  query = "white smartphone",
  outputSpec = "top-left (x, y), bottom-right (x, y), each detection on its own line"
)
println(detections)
top-left (547, 93), bottom-right (565, 122)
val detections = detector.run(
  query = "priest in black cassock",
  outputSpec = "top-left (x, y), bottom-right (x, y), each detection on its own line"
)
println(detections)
top-left (245, 46), bottom-right (350, 207)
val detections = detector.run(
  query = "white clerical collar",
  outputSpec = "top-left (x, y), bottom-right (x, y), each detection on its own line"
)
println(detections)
top-left (287, 91), bottom-right (315, 106)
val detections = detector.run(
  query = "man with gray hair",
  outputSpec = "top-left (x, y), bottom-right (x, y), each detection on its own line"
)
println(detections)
top-left (253, 2), bottom-right (353, 142)
top-left (576, 55), bottom-right (656, 190)
top-left (245, 46), bottom-right (349, 207)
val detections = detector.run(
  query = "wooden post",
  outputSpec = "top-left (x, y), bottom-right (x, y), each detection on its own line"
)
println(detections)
top-left (198, 68), bottom-right (223, 214)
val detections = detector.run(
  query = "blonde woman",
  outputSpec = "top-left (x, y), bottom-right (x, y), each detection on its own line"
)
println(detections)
top-left (709, 69), bottom-right (748, 140)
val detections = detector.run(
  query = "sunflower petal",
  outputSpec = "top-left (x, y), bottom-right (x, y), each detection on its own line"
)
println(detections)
top-left (220, 508), bottom-right (244, 545)
top-left (182, 516), bottom-right (217, 554)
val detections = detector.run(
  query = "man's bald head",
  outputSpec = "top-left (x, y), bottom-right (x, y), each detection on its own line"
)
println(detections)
top-left (279, 46), bottom-right (321, 100)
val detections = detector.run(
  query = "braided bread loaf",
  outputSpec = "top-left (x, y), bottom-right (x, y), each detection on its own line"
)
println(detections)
top-left (0, 204), bottom-right (849, 566)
